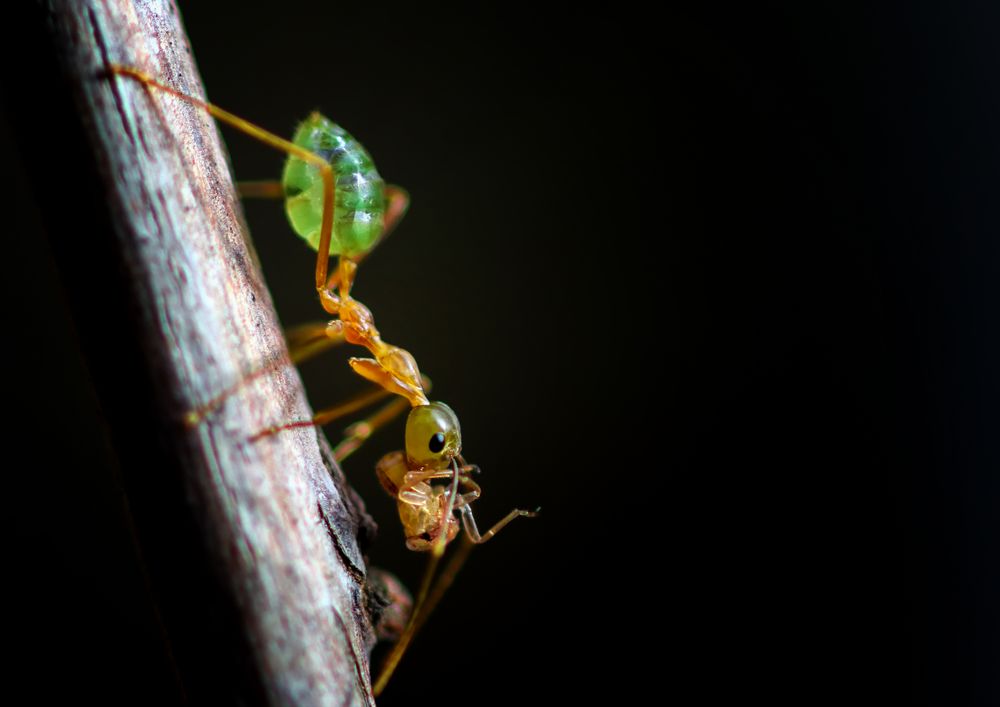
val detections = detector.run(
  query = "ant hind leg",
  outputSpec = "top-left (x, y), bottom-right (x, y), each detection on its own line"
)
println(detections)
top-left (237, 180), bottom-right (284, 199)
top-left (106, 64), bottom-right (337, 301)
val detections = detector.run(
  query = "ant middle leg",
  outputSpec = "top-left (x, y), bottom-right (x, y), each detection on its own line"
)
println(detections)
top-left (184, 321), bottom-right (347, 425)
top-left (330, 367), bottom-right (431, 461)
top-left (251, 373), bottom-right (432, 464)
top-left (284, 320), bottom-right (348, 366)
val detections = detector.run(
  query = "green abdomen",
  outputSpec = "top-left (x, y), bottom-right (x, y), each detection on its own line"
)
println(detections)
top-left (281, 113), bottom-right (386, 258)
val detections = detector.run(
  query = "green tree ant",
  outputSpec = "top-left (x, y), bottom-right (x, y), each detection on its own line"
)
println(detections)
top-left (106, 64), bottom-right (539, 695)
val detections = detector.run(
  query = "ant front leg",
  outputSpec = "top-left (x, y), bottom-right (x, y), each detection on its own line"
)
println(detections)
top-left (455, 477), bottom-right (540, 544)
top-left (400, 469), bottom-right (454, 489)
top-left (459, 506), bottom-right (540, 544)
top-left (399, 466), bottom-right (478, 491)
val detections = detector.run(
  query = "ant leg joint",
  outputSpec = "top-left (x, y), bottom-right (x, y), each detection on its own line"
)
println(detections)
top-left (345, 420), bottom-right (373, 440)
top-left (319, 288), bottom-right (340, 316)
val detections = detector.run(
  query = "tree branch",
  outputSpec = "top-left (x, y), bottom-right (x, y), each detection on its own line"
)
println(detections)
top-left (19, 2), bottom-right (379, 704)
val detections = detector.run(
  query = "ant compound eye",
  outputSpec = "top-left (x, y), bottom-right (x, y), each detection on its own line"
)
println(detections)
top-left (405, 402), bottom-right (462, 469)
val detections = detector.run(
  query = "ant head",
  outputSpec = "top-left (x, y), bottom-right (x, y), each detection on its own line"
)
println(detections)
top-left (405, 401), bottom-right (461, 470)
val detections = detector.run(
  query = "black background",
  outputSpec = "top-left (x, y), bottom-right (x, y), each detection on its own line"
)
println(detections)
top-left (5, 2), bottom-right (1000, 705)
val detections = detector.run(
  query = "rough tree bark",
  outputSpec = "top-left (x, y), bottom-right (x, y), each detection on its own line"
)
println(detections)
top-left (16, 2), bottom-right (382, 705)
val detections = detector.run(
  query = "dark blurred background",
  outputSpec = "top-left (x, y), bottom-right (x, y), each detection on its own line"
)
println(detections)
top-left (5, 2), bottom-right (1000, 705)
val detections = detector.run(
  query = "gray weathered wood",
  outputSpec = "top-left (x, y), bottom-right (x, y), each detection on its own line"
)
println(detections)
top-left (35, 2), bottom-right (379, 704)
